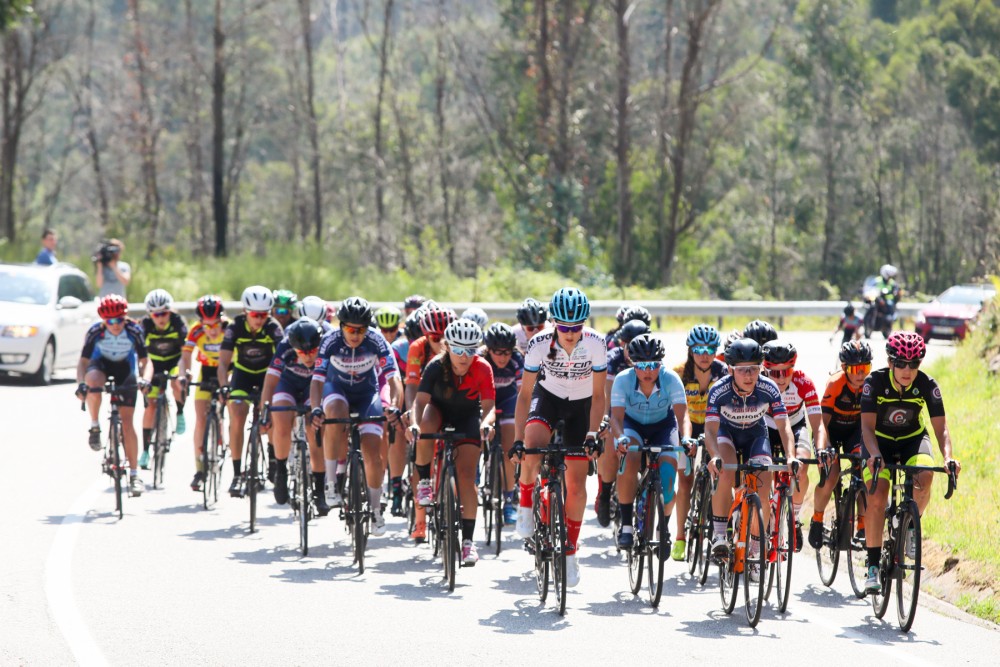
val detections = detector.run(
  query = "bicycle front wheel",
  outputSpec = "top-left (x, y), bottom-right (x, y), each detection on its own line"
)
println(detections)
top-left (153, 398), bottom-right (168, 489)
top-left (896, 502), bottom-right (921, 632)
top-left (743, 494), bottom-right (766, 627)
top-left (696, 481), bottom-right (712, 586)
top-left (297, 440), bottom-right (310, 557)
top-left (685, 474), bottom-right (704, 576)
top-left (349, 452), bottom-right (369, 574)
top-left (247, 425), bottom-right (263, 533)
top-left (202, 414), bottom-right (216, 510)
top-left (775, 491), bottom-right (794, 613)
top-left (720, 508), bottom-right (740, 614)
top-left (110, 419), bottom-right (124, 519)
top-left (647, 482), bottom-right (666, 608)
top-left (533, 481), bottom-right (549, 603)
top-left (846, 487), bottom-right (869, 599)
top-left (443, 472), bottom-right (459, 592)
top-left (549, 483), bottom-right (567, 616)
top-left (871, 522), bottom-right (893, 619)
top-left (492, 447), bottom-right (505, 556)
top-left (816, 488), bottom-right (841, 587)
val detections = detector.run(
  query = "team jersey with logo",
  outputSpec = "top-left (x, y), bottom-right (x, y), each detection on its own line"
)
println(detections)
top-left (480, 347), bottom-right (524, 404)
top-left (821, 370), bottom-right (863, 432)
top-left (141, 312), bottom-right (188, 364)
top-left (267, 338), bottom-right (315, 387)
top-left (417, 356), bottom-right (496, 417)
top-left (523, 328), bottom-right (607, 401)
top-left (860, 368), bottom-right (945, 441)
top-left (221, 315), bottom-right (283, 374)
top-left (184, 318), bottom-right (230, 368)
top-left (764, 370), bottom-right (821, 429)
top-left (610, 367), bottom-right (686, 425)
top-left (513, 323), bottom-right (552, 354)
top-left (606, 346), bottom-right (631, 377)
top-left (706, 375), bottom-right (787, 430)
top-left (673, 359), bottom-right (728, 426)
top-left (82, 320), bottom-right (147, 366)
top-left (313, 328), bottom-right (398, 392)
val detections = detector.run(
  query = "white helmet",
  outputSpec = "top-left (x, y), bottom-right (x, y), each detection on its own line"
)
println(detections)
top-left (297, 295), bottom-right (328, 323)
top-left (461, 307), bottom-right (489, 330)
top-left (879, 264), bottom-right (898, 280)
top-left (241, 285), bottom-right (274, 311)
top-left (144, 289), bottom-right (173, 312)
top-left (444, 318), bottom-right (483, 349)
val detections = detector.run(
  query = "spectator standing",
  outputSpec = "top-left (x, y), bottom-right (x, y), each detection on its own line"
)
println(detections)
top-left (35, 229), bottom-right (58, 265)
top-left (96, 238), bottom-right (132, 299)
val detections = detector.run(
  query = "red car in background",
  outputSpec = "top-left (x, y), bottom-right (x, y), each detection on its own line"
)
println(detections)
top-left (914, 284), bottom-right (996, 341)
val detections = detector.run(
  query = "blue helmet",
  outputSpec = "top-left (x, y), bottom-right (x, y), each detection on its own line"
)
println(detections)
top-left (549, 287), bottom-right (590, 324)
top-left (686, 324), bottom-right (721, 349)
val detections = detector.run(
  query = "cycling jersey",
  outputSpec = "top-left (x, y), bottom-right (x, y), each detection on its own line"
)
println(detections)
top-left (764, 370), bottom-right (821, 429)
top-left (673, 359), bottom-right (728, 426)
top-left (610, 367), bottom-right (686, 425)
top-left (82, 320), bottom-right (147, 367)
top-left (405, 337), bottom-right (438, 386)
top-left (313, 328), bottom-right (398, 394)
top-left (184, 318), bottom-right (230, 368)
top-left (838, 314), bottom-right (863, 333)
top-left (391, 336), bottom-right (410, 372)
top-left (267, 338), bottom-right (314, 395)
top-left (141, 312), bottom-right (187, 366)
top-left (513, 322), bottom-right (552, 354)
top-left (821, 370), bottom-right (863, 432)
top-left (221, 315), bottom-right (283, 374)
top-left (418, 356), bottom-right (495, 418)
top-left (705, 375), bottom-right (787, 431)
top-left (480, 347), bottom-right (524, 406)
top-left (523, 328), bottom-right (607, 401)
top-left (606, 346), bottom-right (630, 377)
top-left (860, 368), bottom-right (945, 441)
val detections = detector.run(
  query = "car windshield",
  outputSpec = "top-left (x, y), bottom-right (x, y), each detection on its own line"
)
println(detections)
top-left (0, 268), bottom-right (51, 305)
top-left (938, 287), bottom-right (995, 306)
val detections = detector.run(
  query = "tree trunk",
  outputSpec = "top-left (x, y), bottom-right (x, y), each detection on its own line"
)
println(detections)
top-left (212, 0), bottom-right (227, 257)
top-left (434, 0), bottom-right (453, 270)
top-left (654, 0), bottom-right (674, 284)
top-left (81, 0), bottom-right (110, 231)
top-left (127, 0), bottom-right (162, 259)
top-left (298, 0), bottom-right (323, 243)
top-left (613, 0), bottom-right (633, 283)
top-left (373, 0), bottom-right (394, 265)
top-left (0, 32), bottom-right (23, 243)
top-left (182, 0), bottom-right (209, 254)
top-left (534, 0), bottom-right (552, 146)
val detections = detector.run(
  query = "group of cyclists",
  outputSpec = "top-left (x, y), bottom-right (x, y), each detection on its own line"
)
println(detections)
top-left (74, 284), bottom-right (960, 606)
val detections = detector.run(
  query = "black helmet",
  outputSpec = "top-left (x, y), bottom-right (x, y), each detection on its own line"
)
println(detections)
top-left (404, 312), bottom-right (422, 341)
top-left (337, 296), bottom-right (373, 326)
top-left (843, 302), bottom-right (855, 316)
top-left (763, 340), bottom-right (797, 365)
top-left (627, 334), bottom-right (665, 362)
top-left (621, 305), bottom-right (652, 326)
top-left (516, 298), bottom-right (548, 327)
top-left (743, 319), bottom-right (778, 346)
top-left (839, 340), bottom-right (873, 365)
top-left (285, 318), bottom-right (322, 352)
top-left (484, 322), bottom-right (517, 350)
top-left (617, 319), bottom-right (651, 345)
top-left (403, 294), bottom-right (427, 311)
top-left (724, 338), bottom-right (764, 365)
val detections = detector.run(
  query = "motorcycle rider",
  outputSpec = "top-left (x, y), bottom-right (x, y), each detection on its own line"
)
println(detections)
top-left (864, 264), bottom-right (902, 337)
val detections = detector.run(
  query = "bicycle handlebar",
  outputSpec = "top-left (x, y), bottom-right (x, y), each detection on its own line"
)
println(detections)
top-left (323, 414), bottom-right (388, 425)
top-left (864, 459), bottom-right (958, 500)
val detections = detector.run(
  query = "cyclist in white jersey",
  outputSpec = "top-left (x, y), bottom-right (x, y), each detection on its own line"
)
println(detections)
top-left (511, 287), bottom-right (606, 589)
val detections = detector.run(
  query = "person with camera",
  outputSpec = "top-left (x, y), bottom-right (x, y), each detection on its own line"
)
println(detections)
top-left (94, 239), bottom-right (131, 299)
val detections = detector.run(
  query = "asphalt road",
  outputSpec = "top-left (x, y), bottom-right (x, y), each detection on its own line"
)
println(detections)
top-left (4, 331), bottom-right (997, 666)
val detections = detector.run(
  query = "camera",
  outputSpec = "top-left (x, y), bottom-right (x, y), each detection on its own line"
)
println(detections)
top-left (92, 242), bottom-right (120, 265)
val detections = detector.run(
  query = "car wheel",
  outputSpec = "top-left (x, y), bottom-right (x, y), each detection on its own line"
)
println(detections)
top-left (29, 339), bottom-right (55, 385)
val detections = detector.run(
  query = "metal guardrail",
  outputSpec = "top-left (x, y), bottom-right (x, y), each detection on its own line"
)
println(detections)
top-left (129, 298), bottom-right (923, 328)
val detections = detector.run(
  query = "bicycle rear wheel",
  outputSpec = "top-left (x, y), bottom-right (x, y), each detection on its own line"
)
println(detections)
top-left (549, 483), bottom-right (567, 616)
top-left (685, 474), bottom-right (704, 576)
top-left (775, 491), bottom-right (794, 613)
top-left (202, 414), bottom-right (215, 509)
top-left (443, 472), bottom-right (459, 592)
top-left (896, 503), bottom-right (921, 632)
top-left (482, 446), bottom-right (495, 546)
top-left (871, 524), bottom-right (893, 619)
top-left (492, 446), bottom-right (505, 556)
top-left (247, 425), bottom-right (263, 533)
top-left (110, 419), bottom-right (124, 519)
top-left (349, 452), bottom-right (369, 574)
top-left (846, 487), bottom-right (869, 599)
top-left (816, 487), bottom-right (841, 587)
top-left (533, 481), bottom-right (549, 603)
top-left (297, 440), bottom-right (310, 557)
top-left (696, 482), bottom-right (712, 585)
top-left (743, 494), bottom-right (766, 627)
top-left (647, 482), bottom-right (666, 608)
top-left (719, 507), bottom-right (739, 614)
top-left (153, 398), bottom-right (168, 489)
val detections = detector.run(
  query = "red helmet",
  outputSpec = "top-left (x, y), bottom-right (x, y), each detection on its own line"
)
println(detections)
top-left (196, 294), bottom-right (224, 320)
top-left (98, 294), bottom-right (128, 319)
top-left (419, 305), bottom-right (456, 336)
top-left (886, 331), bottom-right (926, 361)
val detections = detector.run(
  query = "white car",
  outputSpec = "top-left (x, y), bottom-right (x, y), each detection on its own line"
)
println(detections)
top-left (0, 262), bottom-right (98, 384)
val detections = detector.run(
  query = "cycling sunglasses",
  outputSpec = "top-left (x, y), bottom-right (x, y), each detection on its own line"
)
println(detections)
top-left (273, 307), bottom-right (291, 317)
top-left (489, 348), bottom-right (513, 357)
top-left (691, 345), bottom-right (717, 356)
top-left (523, 324), bottom-right (544, 333)
top-left (150, 310), bottom-right (170, 319)
top-left (104, 317), bottom-right (125, 326)
top-left (891, 358), bottom-right (921, 370)
top-left (554, 323), bottom-right (584, 334)
top-left (845, 363), bottom-right (872, 375)
top-left (450, 346), bottom-right (477, 357)
top-left (634, 361), bottom-right (661, 371)
top-left (296, 347), bottom-right (319, 356)
top-left (732, 365), bottom-right (762, 375)
top-left (764, 366), bottom-right (793, 379)
top-left (247, 310), bottom-right (269, 318)
top-left (202, 319), bottom-right (222, 328)
top-left (341, 324), bottom-right (368, 335)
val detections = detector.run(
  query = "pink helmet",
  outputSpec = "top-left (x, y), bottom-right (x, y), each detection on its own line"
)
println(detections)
top-left (886, 331), bottom-right (926, 361)
top-left (419, 305), bottom-right (457, 336)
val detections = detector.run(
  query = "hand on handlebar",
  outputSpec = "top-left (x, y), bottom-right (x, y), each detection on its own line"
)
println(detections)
top-left (407, 424), bottom-right (420, 443)
top-left (615, 435), bottom-right (630, 454)
top-left (708, 456), bottom-right (723, 479)
top-left (945, 457), bottom-right (961, 476)
top-left (310, 407), bottom-right (325, 429)
top-left (509, 440), bottom-right (525, 462)
top-left (75, 382), bottom-right (89, 401)
top-left (481, 422), bottom-right (495, 442)
top-left (681, 436), bottom-right (698, 458)
top-left (584, 433), bottom-right (603, 459)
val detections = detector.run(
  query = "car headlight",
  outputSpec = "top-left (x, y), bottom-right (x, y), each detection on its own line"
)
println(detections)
top-left (1, 325), bottom-right (39, 338)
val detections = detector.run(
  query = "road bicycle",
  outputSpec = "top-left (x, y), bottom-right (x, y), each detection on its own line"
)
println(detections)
top-left (421, 429), bottom-right (474, 592)
top-left (146, 370), bottom-right (175, 489)
top-left (480, 416), bottom-right (506, 556)
top-left (186, 380), bottom-right (228, 510)
top-left (225, 390), bottom-right (266, 532)
top-left (684, 435), bottom-right (712, 585)
top-left (83, 381), bottom-right (133, 519)
top-left (763, 460), bottom-right (799, 613)
top-left (807, 451), bottom-right (868, 597)
top-left (266, 403), bottom-right (315, 556)
top-left (867, 458), bottom-right (958, 632)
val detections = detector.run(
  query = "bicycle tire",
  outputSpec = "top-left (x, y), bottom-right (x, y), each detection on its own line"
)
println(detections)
top-left (153, 396), bottom-right (167, 489)
top-left (816, 485), bottom-right (841, 587)
top-left (776, 491), bottom-right (794, 613)
top-left (247, 424), bottom-right (262, 533)
top-left (111, 417), bottom-right (124, 519)
top-left (743, 494), bottom-right (766, 627)
top-left (202, 413), bottom-right (217, 510)
top-left (846, 487), bottom-right (869, 599)
top-left (444, 472), bottom-right (459, 592)
top-left (896, 502), bottom-right (921, 632)
top-left (696, 482), bottom-right (712, 586)
top-left (871, 521), bottom-right (893, 619)
top-left (298, 439), bottom-right (310, 557)
top-left (482, 446), bottom-right (495, 546)
top-left (492, 445), bottom-right (505, 556)
top-left (720, 507), bottom-right (739, 614)
top-left (685, 473), bottom-right (703, 576)
top-left (533, 481), bottom-right (549, 602)
top-left (349, 451), bottom-right (368, 574)
top-left (647, 481), bottom-right (666, 608)
top-left (550, 481), bottom-right (567, 616)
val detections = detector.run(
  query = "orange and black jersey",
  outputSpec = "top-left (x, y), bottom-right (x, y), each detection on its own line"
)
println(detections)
top-left (417, 356), bottom-right (495, 418)
top-left (821, 371), bottom-right (863, 432)
top-left (860, 368), bottom-right (945, 441)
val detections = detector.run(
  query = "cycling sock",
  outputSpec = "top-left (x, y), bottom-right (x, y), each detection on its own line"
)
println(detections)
top-left (416, 463), bottom-right (431, 480)
top-left (857, 516), bottom-right (865, 531)
top-left (312, 471), bottom-right (325, 493)
top-left (276, 458), bottom-right (287, 470)
top-left (619, 502), bottom-right (634, 524)
top-left (368, 486), bottom-right (382, 509)
top-left (335, 473), bottom-right (345, 495)
top-left (391, 476), bottom-right (402, 496)
top-left (325, 459), bottom-right (337, 481)
top-left (91, 420), bottom-right (99, 428)
top-left (504, 490), bottom-right (516, 503)
top-left (599, 480), bottom-right (613, 502)
top-left (232, 459), bottom-right (241, 476)
top-left (336, 460), bottom-right (347, 475)
top-left (749, 534), bottom-right (761, 557)
top-left (713, 515), bottom-right (728, 538)
top-left (267, 443), bottom-right (275, 461)
top-left (130, 468), bottom-right (138, 476)
top-left (519, 482), bottom-right (534, 507)
top-left (793, 502), bottom-right (802, 520)
top-left (462, 519), bottom-right (476, 542)
top-left (813, 510), bottom-right (824, 523)
top-left (659, 460), bottom-right (676, 503)
top-left (176, 399), bottom-right (185, 414)
top-left (566, 518), bottom-right (582, 554)
top-left (867, 547), bottom-right (880, 568)
top-left (142, 428), bottom-right (152, 450)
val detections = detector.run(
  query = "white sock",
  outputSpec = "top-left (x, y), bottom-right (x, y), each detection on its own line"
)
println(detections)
top-left (336, 459), bottom-right (347, 475)
top-left (325, 459), bottom-right (337, 482)
top-left (91, 420), bottom-right (99, 428)
top-left (793, 502), bottom-right (802, 520)
top-left (369, 486), bottom-right (381, 509)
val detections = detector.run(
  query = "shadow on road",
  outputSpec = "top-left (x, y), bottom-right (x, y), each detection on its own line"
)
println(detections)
top-left (797, 583), bottom-right (865, 609)
top-left (676, 611), bottom-right (780, 639)
top-left (838, 620), bottom-right (942, 646)
top-left (180, 517), bottom-right (284, 541)
top-left (478, 598), bottom-right (571, 633)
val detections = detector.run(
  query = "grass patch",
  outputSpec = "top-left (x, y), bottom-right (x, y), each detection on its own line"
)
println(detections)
top-left (956, 594), bottom-right (1000, 625)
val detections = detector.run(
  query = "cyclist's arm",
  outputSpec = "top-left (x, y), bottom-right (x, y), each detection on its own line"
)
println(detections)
top-left (217, 349), bottom-right (233, 387)
top-left (412, 391), bottom-right (430, 426)
top-left (76, 356), bottom-right (89, 384)
top-left (860, 411), bottom-right (880, 461)
top-left (817, 413), bottom-right (833, 454)
top-left (177, 347), bottom-right (193, 379)
top-left (610, 405), bottom-right (626, 441)
top-left (137, 355), bottom-right (148, 380)
top-left (260, 371), bottom-right (278, 408)
top-left (929, 415), bottom-right (954, 463)
top-left (704, 419), bottom-right (720, 460)
top-left (808, 410), bottom-right (825, 453)
top-left (604, 374), bottom-right (615, 416)
top-left (480, 399), bottom-right (496, 432)
top-left (387, 375), bottom-right (404, 411)
top-left (776, 415), bottom-right (795, 461)
top-left (514, 369), bottom-right (538, 441)
top-left (589, 368), bottom-right (607, 433)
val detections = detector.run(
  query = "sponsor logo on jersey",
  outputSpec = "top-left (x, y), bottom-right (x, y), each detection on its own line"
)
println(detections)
top-left (886, 408), bottom-right (909, 425)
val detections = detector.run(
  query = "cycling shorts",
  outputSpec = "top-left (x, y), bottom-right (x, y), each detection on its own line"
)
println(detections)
top-left (230, 368), bottom-right (264, 401)
top-left (527, 384), bottom-right (592, 460)
top-left (623, 414), bottom-right (679, 454)
top-left (717, 421), bottom-right (771, 463)
top-left (86, 358), bottom-right (138, 408)
top-left (827, 424), bottom-right (863, 456)
top-left (274, 377), bottom-right (311, 408)
top-left (428, 410), bottom-right (481, 447)
top-left (768, 422), bottom-right (812, 458)
top-left (194, 367), bottom-right (220, 401)
top-left (147, 362), bottom-right (179, 400)
top-left (322, 382), bottom-right (384, 438)
top-left (496, 393), bottom-right (517, 426)
top-left (862, 431), bottom-right (935, 483)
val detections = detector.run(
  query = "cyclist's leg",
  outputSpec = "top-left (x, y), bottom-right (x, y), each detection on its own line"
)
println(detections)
top-left (84, 364), bottom-right (107, 424)
top-left (745, 431), bottom-right (773, 543)
top-left (561, 396), bottom-right (592, 552)
top-left (270, 393), bottom-right (296, 460)
top-left (357, 391), bottom-right (386, 510)
top-left (862, 440), bottom-right (895, 558)
top-left (321, 384), bottom-right (350, 490)
top-left (710, 428), bottom-right (738, 523)
top-left (792, 422), bottom-right (812, 519)
top-left (905, 434), bottom-right (935, 516)
top-left (227, 369), bottom-right (257, 465)
top-left (453, 414), bottom-right (483, 531)
top-left (192, 397), bottom-right (210, 462)
top-left (115, 374), bottom-right (141, 470)
top-left (517, 386), bottom-right (557, 499)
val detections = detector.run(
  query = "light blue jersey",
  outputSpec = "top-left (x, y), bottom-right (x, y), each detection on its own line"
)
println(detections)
top-left (611, 366), bottom-right (686, 425)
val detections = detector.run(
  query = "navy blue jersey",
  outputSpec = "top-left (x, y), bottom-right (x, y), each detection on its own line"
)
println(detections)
top-left (479, 347), bottom-right (524, 405)
top-left (313, 328), bottom-right (398, 393)
top-left (706, 375), bottom-right (787, 431)
top-left (82, 320), bottom-right (147, 369)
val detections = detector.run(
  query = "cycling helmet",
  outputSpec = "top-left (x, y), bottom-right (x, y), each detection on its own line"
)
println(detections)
top-left (627, 334), bottom-right (665, 363)
top-left (98, 294), bottom-right (128, 319)
top-left (723, 329), bottom-right (744, 352)
top-left (297, 296), bottom-right (328, 323)
top-left (403, 294), bottom-right (427, 311)
top-left (686, 324), bottom-right (721, 349)
top-left (484, 322), bottom-right (517, 350)
top-left (549, 287), bottom-right (590, 324)
top-left (143, 289), bottom-right (173, 312)
top-left (839, 340), bottom-right (873, 365)
top-left (337, 296), bottom-right (373, 326)
top-left (404, 312), bottom-right (422, 341)
top-left (879, 264), bottom-right (898, 281)
top-left (843, 303), bottom-right (855, 316)
top-left (444, 318), bottom-right (482, 349)
top-left (724, 338), bottom-right (764, 365)
top-left (516, 298), bottom-right (548, 327)
top-left (285, 318), bottom-right (323, 352)
top-left (615, 305), bottom-right (630, 325)
top-left (621, 305), bottom-right (651, 327)
top-left (618, 319), bottom-right (651, 345)
top-left (272, 289), bottom-right (298, 309)
top-left (743, 319), bottom-right (778, 346)
top-left (886, 331), bottom-right (925, 361)
top-left (461, 307), bottom-right (489, 330)
top-left (241, 285), bottom-right (274, 311)
top-left (419, 304), bottom-right (457, 336)
top-left (196, 295), bottom-right (225, 320)
top-left (375, 306), bottom-right (402, 330)
top-left (763, 340), bottom-right (797, 366)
